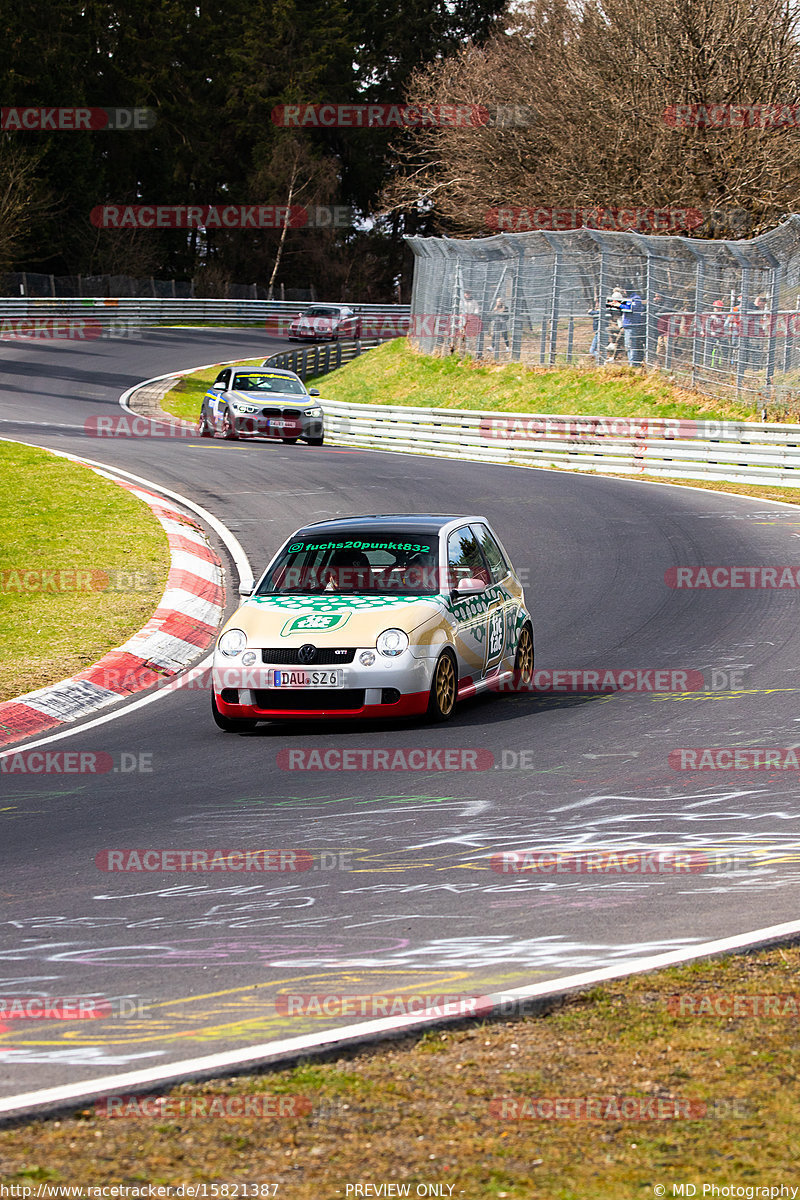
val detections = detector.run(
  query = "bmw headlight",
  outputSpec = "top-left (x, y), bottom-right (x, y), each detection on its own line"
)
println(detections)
top-left (218, 628), bottom-right (247, 657)
top-left (303, 407), bottom-right (322, 416)
top-left (231, 402), bottom-right (258, 413)
top-left (376, 628), bottom-right (409, 657)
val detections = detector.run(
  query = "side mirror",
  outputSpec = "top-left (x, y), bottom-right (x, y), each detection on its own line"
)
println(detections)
top-left (307, 388), bottom-right (320, 396)
top-left (211, 381), bottom-right (226, 389)
top-left (451, 577), bottom-right (487, 598)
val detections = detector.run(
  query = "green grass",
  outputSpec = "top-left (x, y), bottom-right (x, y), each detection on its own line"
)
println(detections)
top-left (314, 337), bottom-right (759, 420)
top-left (0, 441), bottom-right (170, 701)
top-left (1, 943), bottom-right (798, 1195)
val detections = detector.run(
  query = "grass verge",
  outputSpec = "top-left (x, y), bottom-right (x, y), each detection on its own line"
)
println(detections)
top-left (0, 441), bottom-right (170, 701)
top-left (1, 943), bottom-right (797, 1195)
top-left (314, 338), bottom-right (760, 420)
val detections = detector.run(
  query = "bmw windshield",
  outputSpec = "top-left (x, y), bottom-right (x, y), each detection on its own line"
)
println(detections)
top-left (232, 372), bottom-right (306, 394)
top-left (256, 534), bottom-right (441, 596)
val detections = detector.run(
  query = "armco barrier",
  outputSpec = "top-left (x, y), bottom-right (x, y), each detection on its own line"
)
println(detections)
top-left (264, 338), bottom-right (386, 380)
top-left (0, 296), bottom-right (409, 329)
top-left (311, 400), bottom-right (800, 487)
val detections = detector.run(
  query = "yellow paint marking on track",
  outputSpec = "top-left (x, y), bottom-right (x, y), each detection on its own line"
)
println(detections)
top-left (0, 966), bottom-right (544, 1047)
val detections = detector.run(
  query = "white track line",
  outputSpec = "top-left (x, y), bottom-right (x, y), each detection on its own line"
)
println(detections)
top-left (3, 916), bottom-right (800, 1118)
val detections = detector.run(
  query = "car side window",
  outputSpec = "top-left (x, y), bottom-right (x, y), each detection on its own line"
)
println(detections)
top-left (214, 369), bottom-right (231, 386)
top-left (471, 524), bottom-right (510, 583)
top-left (447, 526), bottom-right (491, 590)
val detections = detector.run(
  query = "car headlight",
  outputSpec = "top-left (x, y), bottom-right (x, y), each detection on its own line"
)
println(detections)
top-left (218, 628), bottom-right (247, 657)
top-left (376, 628), bottom-right (409, 657)
top-left (231, 402), bottom-right (259, 413)
top-left (303, 407), bottom-right (322, 416)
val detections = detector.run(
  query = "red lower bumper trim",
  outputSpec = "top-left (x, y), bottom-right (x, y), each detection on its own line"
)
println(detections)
top-left (215, 690), bottom-right (429, 720)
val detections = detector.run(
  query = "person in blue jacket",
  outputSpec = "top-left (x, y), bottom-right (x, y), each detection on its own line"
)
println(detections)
top-left (620, 291), bottom-right (645, 365)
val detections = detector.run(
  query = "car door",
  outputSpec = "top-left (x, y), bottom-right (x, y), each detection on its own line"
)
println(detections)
top-left (470, 522), bottom-right (516, 674)
top-left (445, 525), bottom-right (493, 683)
top-left (208, 369), bottom-right (231, 430)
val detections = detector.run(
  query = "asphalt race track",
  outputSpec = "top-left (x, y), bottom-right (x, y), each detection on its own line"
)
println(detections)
top-left (2, 329), bottom-right (800, 1110)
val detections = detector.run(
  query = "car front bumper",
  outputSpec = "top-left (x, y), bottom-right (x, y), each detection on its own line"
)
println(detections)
top-left (230, 414), bottom-right (323, 439)
top-left (212, 652), bottom-right (433, 719)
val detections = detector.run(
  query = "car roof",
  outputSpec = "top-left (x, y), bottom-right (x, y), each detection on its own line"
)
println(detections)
top-left (292, 514), bottom-right (488, 537)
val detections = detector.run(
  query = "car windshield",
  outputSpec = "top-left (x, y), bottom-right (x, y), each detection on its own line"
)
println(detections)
top-left (256, 534), bottom-right (441, 596)
top-left (304, 307), bottom-right (339, 318)
top-left (231, 372), bottom-right (305, 394)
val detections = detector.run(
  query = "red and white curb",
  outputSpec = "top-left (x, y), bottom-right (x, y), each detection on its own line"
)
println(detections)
top-left (0, 472), bottom-right (225, 747)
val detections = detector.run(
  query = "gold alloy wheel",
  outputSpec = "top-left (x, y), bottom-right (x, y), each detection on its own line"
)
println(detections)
top-left (515, 624), bottom-right (534, 686)
top-left (434, 652), bottom-right (456, 717)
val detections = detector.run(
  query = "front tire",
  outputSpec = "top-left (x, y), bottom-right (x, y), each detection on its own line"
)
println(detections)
top-left (212, 693), bottom-right (258, 732)
top-left (221, 409), bottom-right (238, 440)
top-left (281, 436), bottom-right (299, 444)
top-left (197, 413), bottom-right (214, 438)
top-left (513, 622), bottom-right (534, 689)
top-left (427, 649), bottom-right (457, 722)
top-left (307, 435), bottom-right (324, 446)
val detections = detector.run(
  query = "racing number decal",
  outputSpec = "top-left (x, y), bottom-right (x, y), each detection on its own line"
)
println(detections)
top-left (485, 606), bottom-right (505, 669)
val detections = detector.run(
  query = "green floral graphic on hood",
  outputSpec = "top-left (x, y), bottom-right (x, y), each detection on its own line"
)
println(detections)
top-left (248, 594), bottom-right (439, 612)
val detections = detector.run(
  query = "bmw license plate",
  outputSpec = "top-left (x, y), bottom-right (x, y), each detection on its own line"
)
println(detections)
top-left (269, 419), bottom-right (294, 429)
top-left (267, 669), bottom-right (343, 688)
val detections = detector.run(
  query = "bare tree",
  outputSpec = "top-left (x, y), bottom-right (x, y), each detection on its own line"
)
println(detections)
top-left (254, 136), bottom-right (339, 298)
top-left (383, 0), bottom-right (800, 237)
top-left (0, 138), bottom-right (50, 274)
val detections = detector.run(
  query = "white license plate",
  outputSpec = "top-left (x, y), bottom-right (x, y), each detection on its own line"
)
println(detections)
top-left (269, 419), bottom-right (296, 429)
top-left (267, 669), bottom-right (343, 688)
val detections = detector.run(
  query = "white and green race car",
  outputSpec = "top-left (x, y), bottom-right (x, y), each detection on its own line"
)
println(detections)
top-left (211, 514), bottom-right (534, 727)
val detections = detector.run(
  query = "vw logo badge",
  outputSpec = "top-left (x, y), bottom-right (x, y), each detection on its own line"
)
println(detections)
top-left (298, 644), bottom-right (317, 664)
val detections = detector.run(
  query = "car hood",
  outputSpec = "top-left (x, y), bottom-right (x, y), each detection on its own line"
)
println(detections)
top-left (229, 390), bottom-right (313, 407)
top-left (223, 594), bottom-right (444, 644)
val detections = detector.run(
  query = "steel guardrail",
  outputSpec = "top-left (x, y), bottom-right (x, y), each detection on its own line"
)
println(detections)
top-left (308, 398), bottom-right (800, 487)
top-left (0, 296), bottom-right (410, 328)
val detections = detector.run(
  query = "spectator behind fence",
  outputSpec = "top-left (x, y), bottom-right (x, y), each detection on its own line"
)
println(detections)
top-left (491, 296), bottom-right (510, 352)
top-left (604, 287), bottom-right (627, 362)
top-left (619, 290), bottom-right (645, 365)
